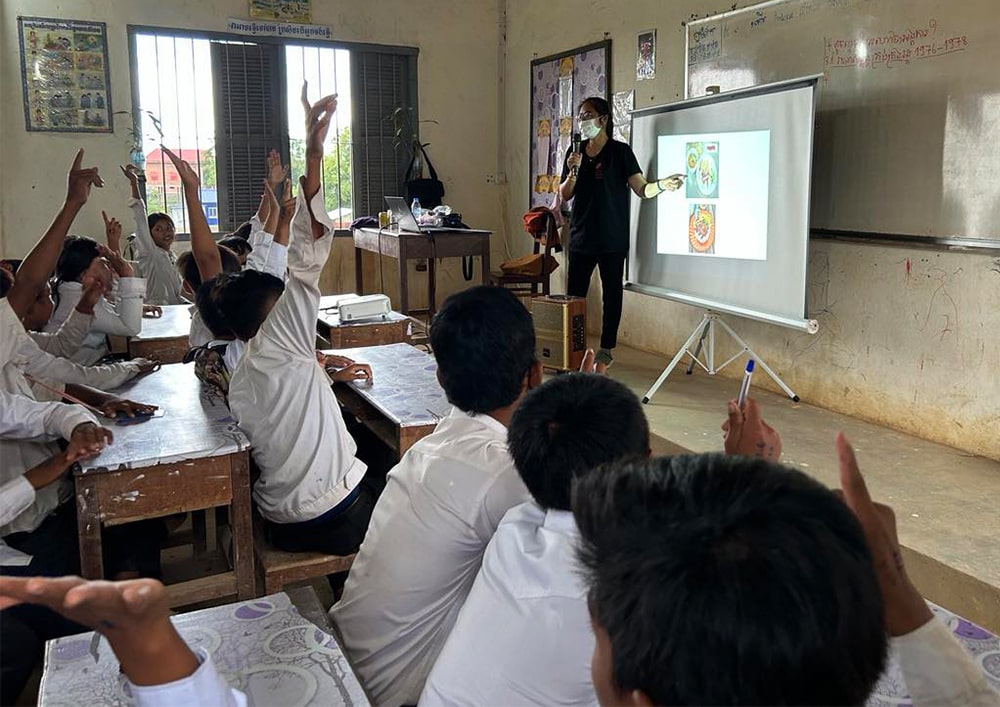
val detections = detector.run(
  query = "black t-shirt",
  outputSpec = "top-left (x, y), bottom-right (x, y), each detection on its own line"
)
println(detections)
top-left (561, 138), bottom-right (642, 254)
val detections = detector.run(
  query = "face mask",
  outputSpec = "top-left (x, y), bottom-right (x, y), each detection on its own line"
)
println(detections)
top-left (579, 118), bottom-right (603, 140)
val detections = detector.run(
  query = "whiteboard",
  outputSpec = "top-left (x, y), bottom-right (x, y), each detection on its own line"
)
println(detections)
top-left (686, 0), bottom-right (1000, 245)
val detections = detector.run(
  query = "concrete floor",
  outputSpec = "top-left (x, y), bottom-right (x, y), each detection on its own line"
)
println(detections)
top-left (605, 341), bottom-right (1000, 630)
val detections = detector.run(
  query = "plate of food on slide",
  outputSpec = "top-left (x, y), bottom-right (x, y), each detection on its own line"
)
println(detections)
top-left (686, 142), bottom-right (719, 199)
top-left (688, 204), bottom-right (716, 254)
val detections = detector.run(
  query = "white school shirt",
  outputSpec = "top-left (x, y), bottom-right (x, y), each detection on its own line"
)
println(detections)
top-left (46, 277), bottom-right (146, 365)
top-left (129, 197), bottom-right (185, 305)
top-left (0, 301), bottom-right (140, 535)
top-left (29, 307), bottom-right (91, 359)
top-left (128, 650), bottom-right (245, 707)
top-left (893, 616), bottom-right (1000, 706)
top-left (0, 388), bottom-right (96, 535)
top-left (420, 503), bottom-right (597, 707)
top-left (330, 408), bottom-right (530, 707)
top-left (228, 188), bottom-right (366, 523)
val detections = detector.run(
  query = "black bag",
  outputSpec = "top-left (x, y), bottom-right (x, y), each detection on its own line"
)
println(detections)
top-left (405, 144), bottom-right (445, 208)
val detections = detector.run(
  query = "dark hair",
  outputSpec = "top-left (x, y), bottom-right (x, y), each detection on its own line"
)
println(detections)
top-left (579, 96), bottom-right (612, 137)
top-left (429, 286), bottom-right (536, 413)
top-left (230, 221), bottom-right (253, 241)
top-left (177, 246), bottom-right (241, 291)
top-left (217, 236), bottom-right (253, 257)
top-left (0, 259), bottom-right (22, 298)
top-left (196, 270), bottom-right (284, 341)
top-left (508, 374), bottom-right (648, 510)
top-left (573, 454), bottom-right (887, 706)
top-left (53, 235), bottom-right (100, 310)
top-left (147, 212), bottom-right (174, 232)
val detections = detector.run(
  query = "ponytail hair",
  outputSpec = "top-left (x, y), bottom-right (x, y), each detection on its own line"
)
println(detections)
top-left (52, 235), bottom-right (100, 311)
top-left (578, 96), bottom-right (613, 137)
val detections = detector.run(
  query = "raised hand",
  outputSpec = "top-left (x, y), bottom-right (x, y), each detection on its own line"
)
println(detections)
top-left (77, 274), bottom-right (107, 314)
top-left (301, 81), bottom-right (338, 159)
top-left (721, 397), bottom-right (782, 461)
top-left (266, 148), bottom-right (289, 190)
top-left (161, 146), bottom-right (200, 187)
top-left (836, 434), bottom-right (932, 636)
top-left (263, 179), bottom-right (281, 236)
top-left (66, 148), bottom-right (104, 207)
top-left (120, 164), bottom-right (143, 200)
top-left (96, 242), bottom-right (133, 278)
top-left (102, 210), bottom-right (122, 253)
top-left (0, 576), bottom-right (199, 686)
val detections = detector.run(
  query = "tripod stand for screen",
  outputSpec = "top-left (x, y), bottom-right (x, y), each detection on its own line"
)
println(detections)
top-left (641, 311), bottom-right (799, 404)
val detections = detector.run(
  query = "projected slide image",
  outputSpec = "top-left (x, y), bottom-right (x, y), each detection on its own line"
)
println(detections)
top-left (686, 142), bottom-right (719, 199)
top-left (658, 130), bottom-right (770, 260)
top-left (688, 204), bottom-right (716, 254)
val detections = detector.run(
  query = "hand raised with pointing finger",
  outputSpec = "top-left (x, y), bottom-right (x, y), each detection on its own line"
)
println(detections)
top-left (65, 148), bottom-right (104, 207)
top-left (161, 146), bottom-right (200, 187)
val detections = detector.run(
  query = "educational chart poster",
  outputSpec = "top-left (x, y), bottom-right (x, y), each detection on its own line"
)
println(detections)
top-left (19, 17), bottom-right (112, 133)
top-left (657, 130), bottom-right (771, 260)
top-left (249, 0), bottom-right (312, 23)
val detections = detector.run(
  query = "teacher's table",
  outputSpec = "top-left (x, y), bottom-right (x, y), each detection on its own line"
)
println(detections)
top-left (318, 294), bottom-right (411, 348)
top-left (325, 342), bottom-right (450, 461)
top-left (353, 227), bottom-right (491, 317)
top-left (127, 303), bottom-right (191, 363)
top-left (75, 362), bottom-right (255, 606)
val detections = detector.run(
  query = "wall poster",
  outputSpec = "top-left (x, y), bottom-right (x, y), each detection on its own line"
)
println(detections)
top-left (19, 17), bottom-right (113, 133)
top-left (249, 0), bottom-right (312, 23)
top-left (529, 40), bottom-right (611, 210)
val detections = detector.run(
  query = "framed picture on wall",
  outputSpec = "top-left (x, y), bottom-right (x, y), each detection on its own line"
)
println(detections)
top-left (529, 40), bottom-right (611, 211)
top-left (249, 0), bottom-right (312, 23)
top-left (18, 17), bottom-right (113, 133)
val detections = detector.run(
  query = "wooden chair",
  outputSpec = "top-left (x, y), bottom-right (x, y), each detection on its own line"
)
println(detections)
top-left (252, 513), bottom-right (356, 595)
top-left (489, 210), bottom-right (560, 298)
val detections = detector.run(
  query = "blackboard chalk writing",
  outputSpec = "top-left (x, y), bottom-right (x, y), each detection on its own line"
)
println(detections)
top-left (689, 39), bottom-right (722, 64)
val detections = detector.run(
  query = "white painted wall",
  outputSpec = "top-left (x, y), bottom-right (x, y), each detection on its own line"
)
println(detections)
top-left (503, 0), bottom-right (1000, 458)
top-left (0, 0), bottom-right (503, 309)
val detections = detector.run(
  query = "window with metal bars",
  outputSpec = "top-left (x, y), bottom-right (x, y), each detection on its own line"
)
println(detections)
top-left (128, 27), bottom-right (417, 236)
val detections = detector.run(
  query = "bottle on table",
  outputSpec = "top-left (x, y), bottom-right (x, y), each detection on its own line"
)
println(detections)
top-left (411, 198), bottom-right (422, 220)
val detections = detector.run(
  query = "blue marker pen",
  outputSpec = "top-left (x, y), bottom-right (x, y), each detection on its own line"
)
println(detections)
top-left (737, 359), bottom-right (755, 408)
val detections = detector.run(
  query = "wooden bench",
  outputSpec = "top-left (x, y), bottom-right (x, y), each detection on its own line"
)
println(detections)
top-left (252, 515), bottom-right (356, 595)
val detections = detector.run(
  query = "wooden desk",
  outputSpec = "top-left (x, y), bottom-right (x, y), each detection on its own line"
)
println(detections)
top-left (353, 226), bottom-right (491, 317)
top-left (39, 588), bottom-right (370, 706)
top-left (127, 304), bottom-right (191, 363)
top-left (317, 294), bottom-right (410, 348)
top-left (75, 363), bottom-right (255, 606)
top-left (325, 342), bottom-right (450, 460)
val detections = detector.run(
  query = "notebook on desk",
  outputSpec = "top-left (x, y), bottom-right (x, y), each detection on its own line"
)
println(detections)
top-left (385, 195), bottom-right (474, 233)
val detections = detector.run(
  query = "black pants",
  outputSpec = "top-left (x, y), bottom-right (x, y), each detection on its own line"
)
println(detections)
top-left (265, 478), bottom-right (378, 557)
top-left (0, 504), bottom-right (167, 703)
top-left (567, 251), bottom-right (626, 350)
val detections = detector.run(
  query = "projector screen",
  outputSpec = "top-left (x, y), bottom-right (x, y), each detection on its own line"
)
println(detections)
top-left (627, 77), bottom-right (819, 333)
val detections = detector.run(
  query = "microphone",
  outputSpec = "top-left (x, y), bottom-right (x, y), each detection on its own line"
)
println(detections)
top-left (571, 133), bottom-right (581, 177)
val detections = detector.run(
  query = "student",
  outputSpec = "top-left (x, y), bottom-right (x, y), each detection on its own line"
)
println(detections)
top-left (45, 235), bottom-right (145, 364)
top-left (16, 273), bottom-right (102, 359)
top-left (330, 285), bottom-right (540, 706)
top-left (574, 440), bottom-right (999, 706)
top-left (0, 388), bottom-right (118, 704)
top-left (198, 89), bottom-right (375, 555)
top-left (421, 373), bottom-right (648, 707)
top-left (121, 163), bottom-right (185, 305)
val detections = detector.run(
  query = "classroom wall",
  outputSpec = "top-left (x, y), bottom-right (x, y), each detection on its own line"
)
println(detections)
top-left (503, 0), bottom-right (1000, 459)
top-left (0, 0), bottom-right (504, 309)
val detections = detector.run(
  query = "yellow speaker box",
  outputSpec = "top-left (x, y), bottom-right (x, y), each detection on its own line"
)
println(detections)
top-left (530, 295), bottom-right (587, 371)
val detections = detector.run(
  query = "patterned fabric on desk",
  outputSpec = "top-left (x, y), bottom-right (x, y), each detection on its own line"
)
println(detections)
top-left (39, 592), bottom-right (369, 707)
top-left (868, 602), bottom-right (1000, 706)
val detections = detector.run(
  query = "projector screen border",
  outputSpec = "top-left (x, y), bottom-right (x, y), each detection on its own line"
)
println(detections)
top-left (623, 282), bottom-right (820, 335)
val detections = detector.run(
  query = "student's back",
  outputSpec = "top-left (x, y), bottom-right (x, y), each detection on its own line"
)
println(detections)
top-left (330, 286), bottom-right (539, 707)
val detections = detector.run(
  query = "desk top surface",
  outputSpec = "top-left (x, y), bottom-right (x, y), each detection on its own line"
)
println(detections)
top-left (318, 295), bottom-right (409, 329)
top-left (325, 343), bottom-right (450, 428)
top-left (79, 363), bottom-right (248, 474)
top-left (354, 226), bottom-right (491, 237)
top-left (40, 588), bottom-right (369, 707)
top-left (868, 601), bottom-right (999, 704)
top-left (132, 304), bottom-right (192, 342)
